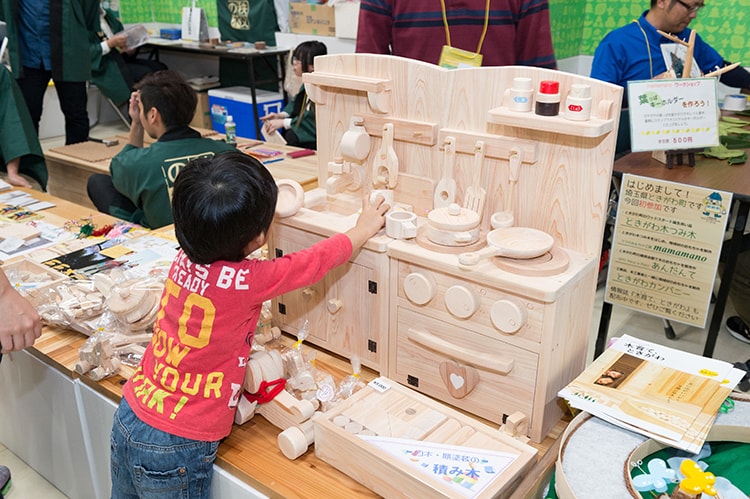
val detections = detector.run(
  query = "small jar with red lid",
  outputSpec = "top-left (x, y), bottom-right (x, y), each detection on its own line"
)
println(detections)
top-left (535, 80), bottom-right (560, 117)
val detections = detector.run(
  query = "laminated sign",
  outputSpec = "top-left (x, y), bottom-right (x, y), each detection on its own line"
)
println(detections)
top-left (182, 7), bottom-right (209, 42)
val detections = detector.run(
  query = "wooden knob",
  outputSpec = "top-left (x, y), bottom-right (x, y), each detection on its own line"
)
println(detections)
top-left (445, 285), bottom-right (478, 319)
top-left (403, 272), bottom-right (436, 305)
top-left (490, 298), bottom-right (527, 333)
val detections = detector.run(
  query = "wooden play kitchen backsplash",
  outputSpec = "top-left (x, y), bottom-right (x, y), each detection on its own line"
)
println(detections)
top-left (270, 54), bottom-right (623, 444)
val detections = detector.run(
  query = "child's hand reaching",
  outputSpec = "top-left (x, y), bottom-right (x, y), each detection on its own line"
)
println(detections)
top-left (345, 194), bottom-right (390, 249)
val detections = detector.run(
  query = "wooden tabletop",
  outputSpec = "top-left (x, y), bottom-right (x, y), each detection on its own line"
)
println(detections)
top-left (44, 132), bottom-right (319, 193)
top-left (6, 188), bottom-right (565, 498)
top-left (145, 40), bottom-right (290, 62)
top-left (614, 151), bottom-right (750, 200)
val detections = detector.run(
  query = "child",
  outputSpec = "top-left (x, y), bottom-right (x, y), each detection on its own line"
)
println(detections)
top-left (110, 151), bottom-right (388, 498)
top-left (261, 41), bottom-right (327, 149)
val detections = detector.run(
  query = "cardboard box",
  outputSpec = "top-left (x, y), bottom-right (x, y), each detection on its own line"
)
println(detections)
top-left (334, 1), bottom-right (360, 39)
top-left (208, 87), bottom-right (285, 140)
top-left (289, 2), bottom-right (336, 37)
top-left (190, 91), bottom-right (213, 130)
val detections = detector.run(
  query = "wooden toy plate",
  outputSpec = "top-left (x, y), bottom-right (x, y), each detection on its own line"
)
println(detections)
top-left (275, 179), bottom-right (304, 218)
top-left (486, 227), bottom-right (554, 259)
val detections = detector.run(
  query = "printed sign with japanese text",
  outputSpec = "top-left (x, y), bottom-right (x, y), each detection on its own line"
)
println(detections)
top-left (627, 78), bottom-right (719, 152)
top-left (605, 174), bottom-right (731, 327)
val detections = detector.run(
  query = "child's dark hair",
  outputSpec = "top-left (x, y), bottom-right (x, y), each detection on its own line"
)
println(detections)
top-left (293, 41), bottom-right (327, 73)
top-left (135, 70), bottom-right (197, 129)
top-left (172, 152), bottom-right (278, 264)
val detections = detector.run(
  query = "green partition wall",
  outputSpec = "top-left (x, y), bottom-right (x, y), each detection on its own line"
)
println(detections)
top-left (116, 0), bottom-right (750, 68)
top-left (578, 0), bottom-right (749, 63)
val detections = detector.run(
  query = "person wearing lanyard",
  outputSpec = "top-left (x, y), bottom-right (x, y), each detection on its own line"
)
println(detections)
top-left (591, 0), bottom-right (750, 346)
top-left (355, 0), bottom-right (556, 69)
top-left (590, 0), bottom-right (750, 157)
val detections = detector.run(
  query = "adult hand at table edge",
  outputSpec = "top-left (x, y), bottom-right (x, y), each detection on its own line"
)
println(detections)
top-left (0, 270), bottom-right (42, 354)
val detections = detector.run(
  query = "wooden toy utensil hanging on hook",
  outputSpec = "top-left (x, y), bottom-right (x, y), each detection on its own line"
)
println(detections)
top-left (434, 136), bottom-right (457, 208)
top-left (372, 123), bottom-right (398, 188)
top-left (463, 140), bottom-right (486, 216)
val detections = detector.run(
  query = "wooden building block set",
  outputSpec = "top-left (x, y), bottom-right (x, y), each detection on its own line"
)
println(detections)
top-left (270, 54), bottom-right (623, 451)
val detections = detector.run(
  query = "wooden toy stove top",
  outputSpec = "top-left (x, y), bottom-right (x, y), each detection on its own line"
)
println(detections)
top-left (415, 225), bottom-right (570, 277)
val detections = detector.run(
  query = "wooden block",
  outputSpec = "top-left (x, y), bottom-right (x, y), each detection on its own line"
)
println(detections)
top-left (256, 390), bottom-right (316, 430)
top-left (421, 417), bottom-right (463, 443)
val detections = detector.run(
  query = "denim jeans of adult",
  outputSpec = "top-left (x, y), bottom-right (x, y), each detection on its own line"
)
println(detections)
top-left (110, 398), bottom-right (220, 499)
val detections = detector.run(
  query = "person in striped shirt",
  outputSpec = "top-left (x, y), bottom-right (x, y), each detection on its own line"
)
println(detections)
top-left (355, 0), bottom-right (556, 69)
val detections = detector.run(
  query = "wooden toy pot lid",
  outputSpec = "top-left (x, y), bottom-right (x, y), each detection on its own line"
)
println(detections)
top-left (427, 203), bottom-right (480, 231)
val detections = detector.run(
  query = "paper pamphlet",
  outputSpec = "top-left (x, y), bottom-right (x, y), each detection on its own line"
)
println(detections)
top-left (559, 335), bottom-right (744, 452)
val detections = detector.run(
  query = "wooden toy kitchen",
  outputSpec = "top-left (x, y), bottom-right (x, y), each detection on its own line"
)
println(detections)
top-left (269, 54), bottom-right (623, 444)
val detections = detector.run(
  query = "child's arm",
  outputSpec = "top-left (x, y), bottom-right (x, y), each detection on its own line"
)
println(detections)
top-left (344, 195), bottom-right (389, 250)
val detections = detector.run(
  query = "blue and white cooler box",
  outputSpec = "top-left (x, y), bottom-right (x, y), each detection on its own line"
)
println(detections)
top-left (208, 87), bottom-right (285, 139)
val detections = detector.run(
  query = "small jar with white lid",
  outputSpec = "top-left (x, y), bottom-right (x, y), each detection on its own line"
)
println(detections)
top-left (507, 77), bottom-right (533, 112)
top-left (564, 83), bottom-right (592, 121)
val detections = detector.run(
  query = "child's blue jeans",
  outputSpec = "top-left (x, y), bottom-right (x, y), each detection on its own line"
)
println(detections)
top-left (110, 397), bottom-right (220, 499)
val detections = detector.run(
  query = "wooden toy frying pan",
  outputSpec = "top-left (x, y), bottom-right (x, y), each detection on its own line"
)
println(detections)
top-left (457, 227), bottom-right (554, 266)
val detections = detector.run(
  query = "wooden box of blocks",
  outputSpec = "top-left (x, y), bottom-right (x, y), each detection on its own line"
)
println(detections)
top-left (1, 257), bottom-right (67, 298)
top-left (313, 377), bottom-right (538, 498)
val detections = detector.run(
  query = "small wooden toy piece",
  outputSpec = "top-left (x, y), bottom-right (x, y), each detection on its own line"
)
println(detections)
top-left (372, 122), bottom-right (398, 188)
top-left (500, 411), bottom-right (530, 443)
top-left (463, 140), bottom-right (486, 217)
top-left (704, 62), bottom-right (741, 79)
top-left (256, 389), bottom-right (316, 429)
top-left (439, 359), bottom-right (479, 398)
top-left (107, 280), bottom-right (160, 331)
top-left (277, 418), bottom-right (316, 460)
top-left (433, 136), bottom-right (457, 208)
top-left (672, 459), bottom-right (717, 499)
top-left (505, 148), bottom-right (522, 216)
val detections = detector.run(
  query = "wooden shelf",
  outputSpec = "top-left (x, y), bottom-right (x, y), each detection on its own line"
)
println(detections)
top-left (487, 106), bottom-right (614, 138)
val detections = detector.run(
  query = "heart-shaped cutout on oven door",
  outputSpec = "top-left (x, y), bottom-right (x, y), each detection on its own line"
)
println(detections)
top-left (439, 360), bottom-right (479, 399)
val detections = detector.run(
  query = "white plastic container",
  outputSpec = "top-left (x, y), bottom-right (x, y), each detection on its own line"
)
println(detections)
top-left (563, 83), bottom-right (592, 121)
top-left (507, 77), bottom-right (533, 112)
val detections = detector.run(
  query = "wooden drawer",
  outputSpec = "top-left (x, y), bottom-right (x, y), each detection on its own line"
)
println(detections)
top-left (392, 307), bottom-right (538, 426)
top-left (396, 261), bottom-right (544, 349)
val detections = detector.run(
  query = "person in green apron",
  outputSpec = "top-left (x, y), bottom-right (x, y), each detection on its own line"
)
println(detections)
top-left (86, 70), bottom-right (236, 229)
top-left (216, 0), bottom-right (281, 90)
top-left (90, 4), bottom-right (166, 106)
top-left (261, 40), bottom-right (326, 150)
top-left (1, 0), bottom-right (100, 145)
top-left (0, 65), bottom-right (48, 190)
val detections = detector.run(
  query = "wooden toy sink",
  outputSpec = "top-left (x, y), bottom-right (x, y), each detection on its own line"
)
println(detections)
top-left (304, 191), bottom-right (362, 217)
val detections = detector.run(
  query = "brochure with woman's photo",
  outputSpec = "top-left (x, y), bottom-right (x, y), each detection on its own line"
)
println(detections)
top-left (559, 335), bottom-right (745, 452)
